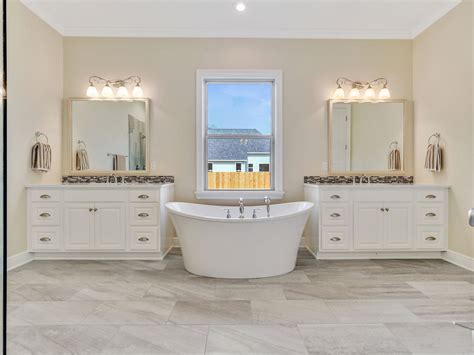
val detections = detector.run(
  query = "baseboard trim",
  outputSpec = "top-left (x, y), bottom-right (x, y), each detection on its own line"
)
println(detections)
top-left (33, 252), bottom-right (168, 261)
top-left (7, 251), bottom-right (34, 271)
top-left (316, 251), bottom-right (443, 260)
top-left (442, 249), bottom-right (474, 271)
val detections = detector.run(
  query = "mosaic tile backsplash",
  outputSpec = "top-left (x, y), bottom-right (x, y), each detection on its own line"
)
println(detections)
top-left (304, 175), bottom-right (414, 185)
top-left (62, 175), bottom-right (174, 184)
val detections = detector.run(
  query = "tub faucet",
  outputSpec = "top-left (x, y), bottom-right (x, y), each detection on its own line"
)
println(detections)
top-left (239, 198), bottom-right (245, 218)
top-left (264, 196), bottom-right (271, 217)
top-left (109, 174), bottom-right (117, 184)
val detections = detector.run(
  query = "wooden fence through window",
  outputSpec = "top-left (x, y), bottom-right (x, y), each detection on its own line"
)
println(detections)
top-left (208, 172), bottom-right (271, 190)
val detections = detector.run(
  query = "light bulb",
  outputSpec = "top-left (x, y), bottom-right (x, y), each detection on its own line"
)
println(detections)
top-left (117, 85), bottom-right (129, 98)
top-left (132, 84), bottom-right (144, 98)
top-left (379, 86), bottom-right (391, 99)
top-left (334, 85), bottom-right (345, 99)
top-left (101, 83), bottom-right (114, 98)
top-left (364, 86), bottom-right (376, 99)
top-left (349, 87), bottom-right (360, 99)
top-left (235, 2), bottom-right (246, 12)
top-left (86, 84), bottom-right (98, 98)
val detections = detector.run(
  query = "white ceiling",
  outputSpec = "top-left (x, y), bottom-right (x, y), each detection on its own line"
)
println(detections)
top-left (20, 0), bottom-right (461, 39)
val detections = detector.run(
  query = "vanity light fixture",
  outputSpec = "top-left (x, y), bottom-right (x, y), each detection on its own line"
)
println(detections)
top-left (86, 75), bottom-right (144, 98)
top-left (334, 77), bottom-right (391, 100)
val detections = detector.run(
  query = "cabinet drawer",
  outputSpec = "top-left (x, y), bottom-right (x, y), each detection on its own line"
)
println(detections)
top-left (416, 204), bottom-right (445, 225)
top-left (64, 189), bottom-right (127, 202)
top-left (31, 190), bottom-right (62, 202)
top-left (129, 190), bottom-right (157, 203)
top-left (354, 190), bottom-right (413, 202)
top-left (321, 227), bottom-right (350, 250)
top-left (31, 227), bottom-right (61, 250)
top-left (416, 226), bottom-right (445, 250)
top-left (320, 190), bottom-right (350, 202)
top-left (130, 227), bottom-right (159, 250)
top-left (31, 204), bottom-right (60, 226)
top-left (416, 190), bottom-right (445, 202)
top-left (321, 204), bottom-right (351, 226)
top-left (130, 204), bottom-right (158, 225)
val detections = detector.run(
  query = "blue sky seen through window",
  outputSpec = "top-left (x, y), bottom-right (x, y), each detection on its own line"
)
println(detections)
top-left (207, 82), bottom-right (273, 135)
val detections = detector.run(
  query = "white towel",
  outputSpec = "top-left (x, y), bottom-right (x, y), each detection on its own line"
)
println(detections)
top-left (31, 142), bottom-right (51, 172)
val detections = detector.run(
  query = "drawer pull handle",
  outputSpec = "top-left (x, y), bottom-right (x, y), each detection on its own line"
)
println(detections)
top-left (426, 212), bottom-right (437, 217)
top-left (39, 212), bottom-right (51, 218)
top-left (425, 194), bottom-right (437, 199)
top-left (138, 213), bottom-right (150, 218)
top-left (330, 237), bottom-right (341, 242)
top-left (39, 236), bottom-right (51, 242)
top-left (330, 213), bottom-right (341, 218)
top-left (40, 194), bottom-right (51, 199)
top-left (330, 195), bottom-right (341, 199)
top-left (89, 208), bottom-right (93, 212)
top-left (138, 194), bottom-right (149, 200)
top-left (425, 236), bottom-right (437, 241)
top-left (138, 236), bottom-right (150, 242)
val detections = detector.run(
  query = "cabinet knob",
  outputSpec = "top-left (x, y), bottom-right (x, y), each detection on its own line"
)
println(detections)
top-left (385, 208), bottom-right (390, 212)
top-left (40, 194), bottom-right (51, 199)
top-left (425, 194), bottom-right (437, 199)
top-left (138, 236), bottom-right (150, 242)
top-left (138, 213), bottom-right (149, 218)
top-left (138, 194), bottom-right (149, 200)
top-left (39, 236), bottom-right (51, 242)
top-left (39, 212), bottom-right (51, 218)
top-left (330, 195), bottom-right (341, 199)
top-left (330, 213), bottom-right (341, 218)
top-left (94, 208), bottom-right (98, 212)
top-left (426, 212), bottom-right (437, 217)
top-left (330, 237), bottom-right (341, 242)
top-left (89, 208), bottom-right (93, 212)
top-left (380, 208), bottom-right (385, 212)
top-left (425, 236), bottom-right (437, 241)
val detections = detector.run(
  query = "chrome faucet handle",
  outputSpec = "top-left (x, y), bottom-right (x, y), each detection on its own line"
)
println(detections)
top-left (252, 208), bottom-right (262, 219)
top-left (264, 196), bottom-right (271, 217)
top-left (225, 209), bottom-right (232, 219)
top-left (239, 198), bottom-right (245, 218)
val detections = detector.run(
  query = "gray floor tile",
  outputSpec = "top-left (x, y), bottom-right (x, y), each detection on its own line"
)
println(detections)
top-left (386, 322), bottom-right (473, 354)
top-left (298, 324), bottom-right (411, 354)
top-left (70, 282), bottom-right (152, 301)
top-left (81, 300), bottom-right (175, 325)
top-left (143, 282), bottom-right (218, 301)
top-left (408, 281), bottom-right (474, 299)
top-left (326, 300), bottom-right (419, 323)
top-left (401, 299), bottom-right (474, 322)
top-left (214, 284), bottom-right (286, 300)
top-left (283, 282), bottom-right (351, 300)
top-left (102, 325), bottom-right (208, 354)
top-left (206, 324), bottom-right (308, 354)
top-left (169, 301), bottom-right (253, 325)
top-left (249, 270), bottom-right (311, 284)
top-left (251, 300), bottom-right (337, 324)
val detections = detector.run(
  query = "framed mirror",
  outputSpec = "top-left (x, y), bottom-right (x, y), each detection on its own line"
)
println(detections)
top-left (66, 98), bottom-right (150, 174)
top-left (328, 99), bottom-right (409, 175)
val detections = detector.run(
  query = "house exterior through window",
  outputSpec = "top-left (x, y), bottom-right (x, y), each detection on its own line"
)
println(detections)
top-left (196, 70), bottom-right (283, 200)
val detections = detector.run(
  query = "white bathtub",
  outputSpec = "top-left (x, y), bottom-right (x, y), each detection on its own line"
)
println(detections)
top-left (166, 201), bottom-right (314, 279)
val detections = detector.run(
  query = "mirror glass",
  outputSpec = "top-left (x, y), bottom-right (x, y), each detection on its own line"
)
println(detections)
top-left (329, 101), bottom-right (405, 174)
top-left (70, 99), bottom-right (148, 172)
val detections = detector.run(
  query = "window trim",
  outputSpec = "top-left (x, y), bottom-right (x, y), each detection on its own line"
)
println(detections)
top-left (196, 70), bottom-right (284, 200)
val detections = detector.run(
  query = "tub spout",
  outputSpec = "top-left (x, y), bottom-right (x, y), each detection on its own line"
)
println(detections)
top-left (239, 198), bottom-right (245, 218)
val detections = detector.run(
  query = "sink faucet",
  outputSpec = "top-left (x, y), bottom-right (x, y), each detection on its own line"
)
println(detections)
top-left (239, 198), bottom-right (245, 218)
top-left (109, 174), bottom-right (117, 184)
top-left (264, 196), bottom-right (271, 217)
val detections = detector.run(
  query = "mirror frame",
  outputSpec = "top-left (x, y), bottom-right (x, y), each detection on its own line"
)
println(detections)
top-left (327, 99), bottom-right (410, 176)
top-left (65, 98), bottom-right (151, 175)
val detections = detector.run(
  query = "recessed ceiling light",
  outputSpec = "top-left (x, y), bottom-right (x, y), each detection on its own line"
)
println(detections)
top-left (235, 2), bottom-right (246, 12)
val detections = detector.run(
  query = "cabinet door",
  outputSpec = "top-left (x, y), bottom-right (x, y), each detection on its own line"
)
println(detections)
top-left (354, 203), bottom-right (384, 250)
top-left (384, 203), bottom-right (413, 249)
top-left (94, 203), bottom-right (126, 250)
top-left (64, 203), bottom-right (95, 250)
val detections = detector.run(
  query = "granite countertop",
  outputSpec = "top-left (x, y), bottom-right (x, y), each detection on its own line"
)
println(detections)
top-left (26, 183), bottom-right (174, 189)
top-left (304, 183), bottom-right (450, 189)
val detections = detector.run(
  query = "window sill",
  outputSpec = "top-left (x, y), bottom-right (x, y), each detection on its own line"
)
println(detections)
top-left (195, 190), bottom-right (285, 200)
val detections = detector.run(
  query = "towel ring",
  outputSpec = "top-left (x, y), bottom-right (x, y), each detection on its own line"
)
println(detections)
top-left (428, 133), bottom-right (441, 145)
top-left (35, 131), bottom-right (49, 144)
top-left (389, 141), bottom-right (398, 150)
top-left (77, 140), bottom-right (87, 149)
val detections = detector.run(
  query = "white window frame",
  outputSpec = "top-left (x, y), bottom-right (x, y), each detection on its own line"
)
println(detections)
top-left (196, 70), bottom-right (284, 200)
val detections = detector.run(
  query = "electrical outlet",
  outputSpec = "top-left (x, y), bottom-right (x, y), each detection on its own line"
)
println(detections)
top-left (322, 162), bottom-right (328, 171)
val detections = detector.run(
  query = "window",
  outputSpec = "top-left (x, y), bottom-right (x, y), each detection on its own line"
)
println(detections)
top-left (196, 70), bottom-right (283, 199)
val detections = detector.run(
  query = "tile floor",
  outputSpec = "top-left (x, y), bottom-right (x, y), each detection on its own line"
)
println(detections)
top-left (7, 249), bottom-right (474, 354)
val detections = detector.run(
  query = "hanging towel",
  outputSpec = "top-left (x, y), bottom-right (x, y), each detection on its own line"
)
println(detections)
top-left (425, 142), bottom-right (443, 172)
top-left (31, 142), bottom-right (51, 172)
top-left (113, 154), bottom-right (127, 171)
top-left (76, 149), bottom-right (90, 170)
top-left (388, 148), bottom-right (401, 171)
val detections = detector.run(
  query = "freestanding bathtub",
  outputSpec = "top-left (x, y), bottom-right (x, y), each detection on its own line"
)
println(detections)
top-left (166, 201), bottom-right (314, 279)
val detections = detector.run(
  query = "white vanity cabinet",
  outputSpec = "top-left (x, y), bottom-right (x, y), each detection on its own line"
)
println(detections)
top-left (27, 184), bottom-right (174, 259)
top-left (304, 184), bottom-right (448, 258)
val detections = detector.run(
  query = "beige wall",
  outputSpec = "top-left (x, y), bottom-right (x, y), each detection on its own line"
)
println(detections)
top-left (413, 1), bottom-right (473, 257)
top-left (7, 0), bottom-right (63, 256)
top-left (63, 38), bottom-right (413, 204)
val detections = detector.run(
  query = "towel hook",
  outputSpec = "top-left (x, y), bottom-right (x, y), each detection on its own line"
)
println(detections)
top-left (428, 133), bottom-right (441, 145)
top-left (77, 140), bottom-right (87, 149)
top-left (35, 131), bottom-right (49, 144)
top-left (389, 141), bottom-right (398, 150)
